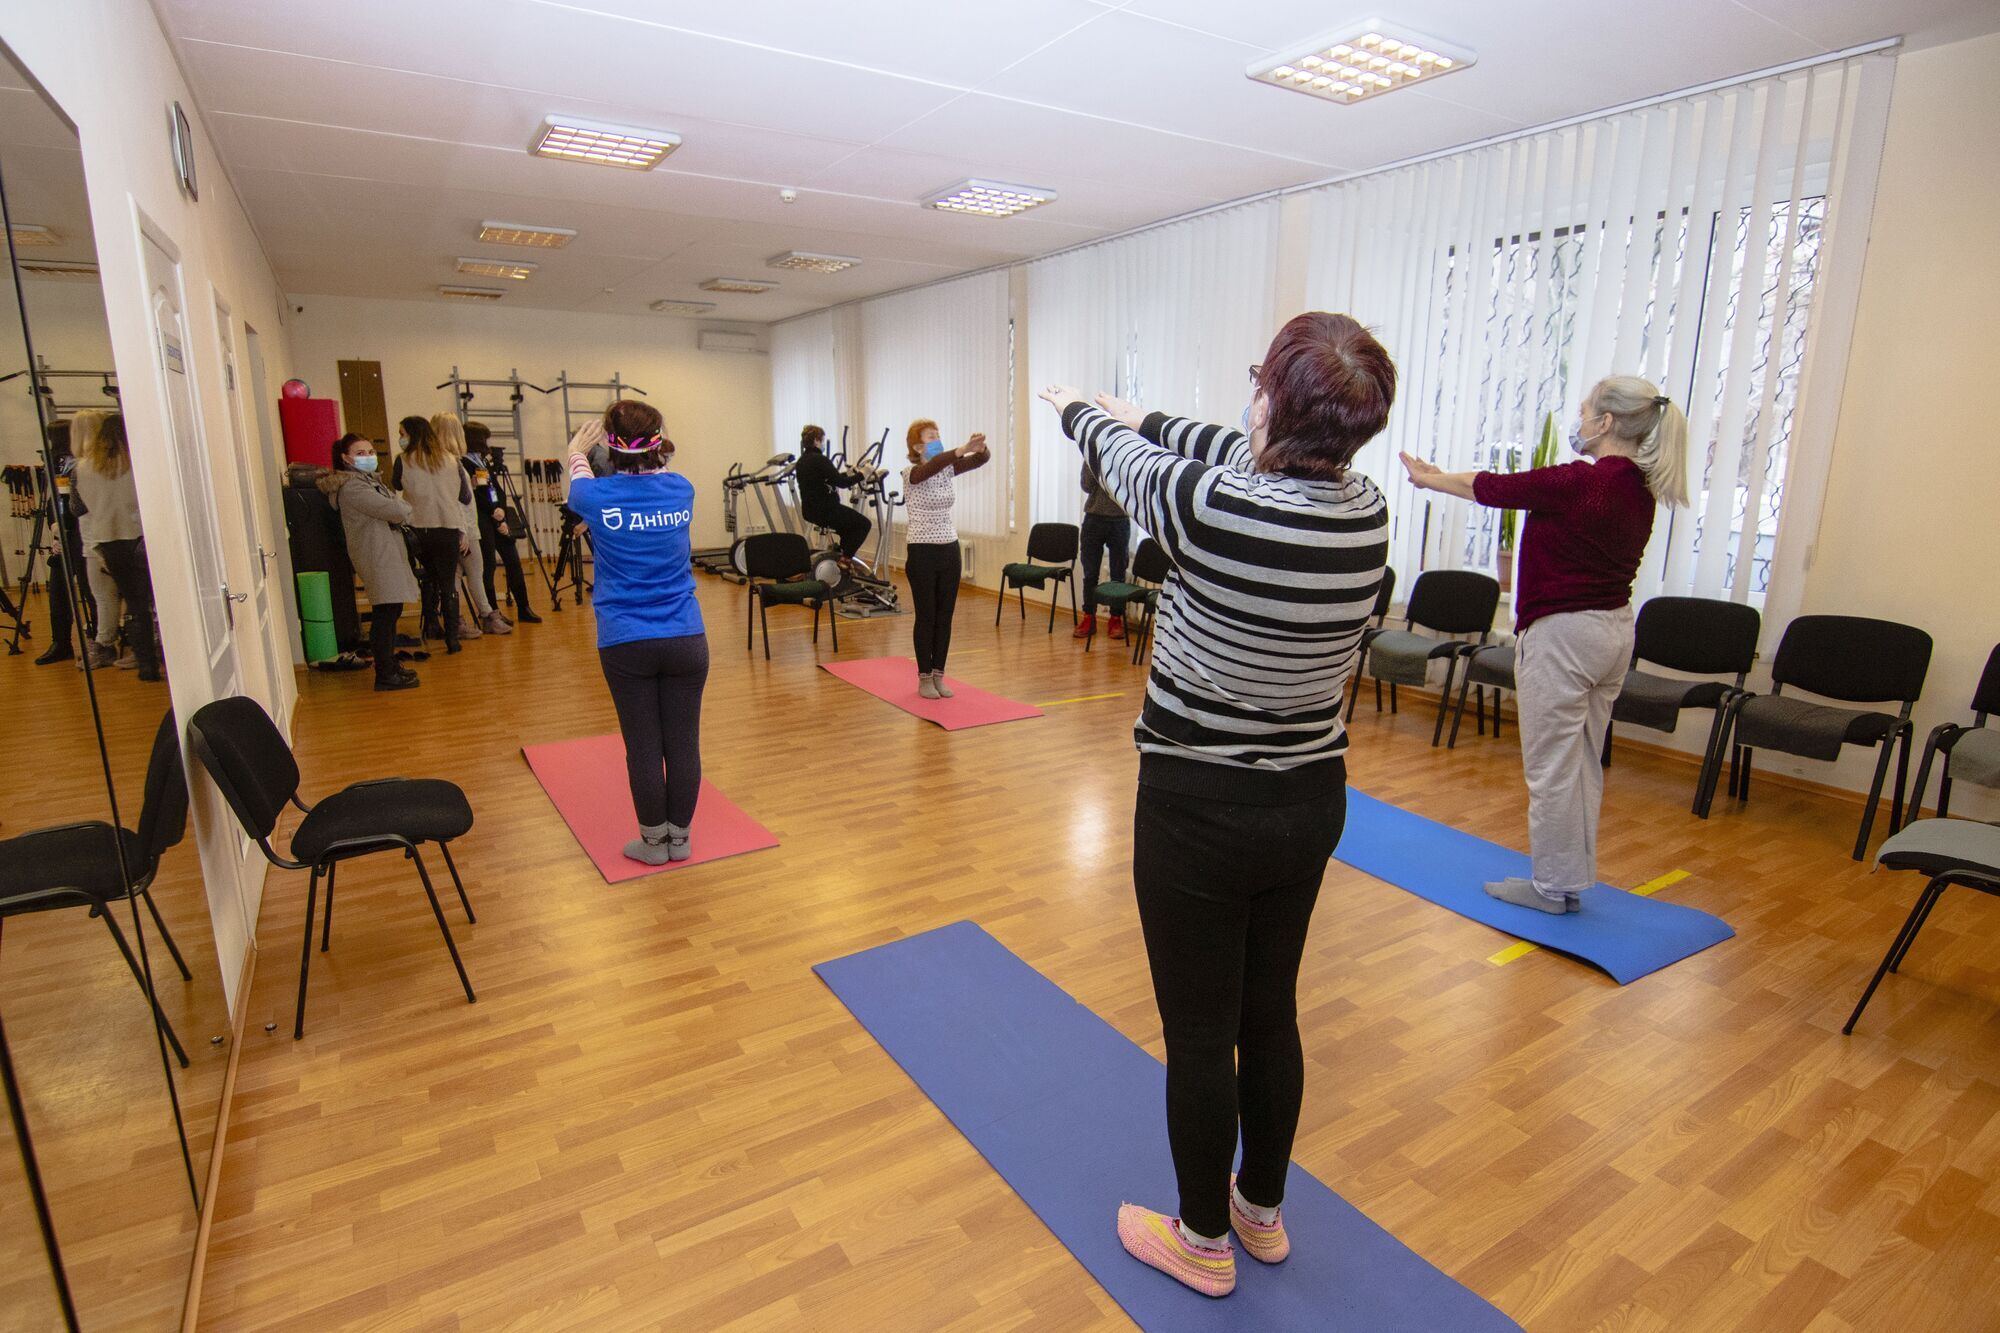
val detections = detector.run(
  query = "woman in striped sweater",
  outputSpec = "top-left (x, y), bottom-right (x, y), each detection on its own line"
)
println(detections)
top-left (1039, 312), bottom-right (1394, 1298)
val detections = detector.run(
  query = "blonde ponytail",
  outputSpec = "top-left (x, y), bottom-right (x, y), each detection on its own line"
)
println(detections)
top-left (1589, 374), bottom-right (1689, 508)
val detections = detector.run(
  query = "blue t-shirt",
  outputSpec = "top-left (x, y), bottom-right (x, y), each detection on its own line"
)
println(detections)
top-left (565, 471), bottom-right (705, 648)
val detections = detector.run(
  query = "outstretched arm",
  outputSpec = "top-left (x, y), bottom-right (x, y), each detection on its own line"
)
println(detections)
top-left (1399, 453), bottom-right (1479, 502)
top-left (1094, 393), bottom-right (1250, 469)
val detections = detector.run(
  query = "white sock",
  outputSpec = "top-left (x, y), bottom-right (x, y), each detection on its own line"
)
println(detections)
top-left (1232, 1184), bottom-right (1279, 1225)
top-left (1175, 1220), bottom-right (1229, 1251)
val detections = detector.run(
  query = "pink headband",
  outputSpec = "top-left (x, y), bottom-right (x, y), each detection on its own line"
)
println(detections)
top-left (606, 432), bottom-right (663, 453)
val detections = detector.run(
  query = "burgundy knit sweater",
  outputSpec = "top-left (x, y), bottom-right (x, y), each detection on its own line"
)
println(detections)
top-left (1473, 456), bottom-right (1655, 633)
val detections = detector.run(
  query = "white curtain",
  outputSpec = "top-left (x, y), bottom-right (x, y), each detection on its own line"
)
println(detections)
top-left (768, 309), bottom-right (835, 458)
top-left (857, 269), bottom-right (1014, 538)
top-left (1303, 53), bottom-right (1894, 616)
top-left (1026, 201), bottom-right (1279, 526)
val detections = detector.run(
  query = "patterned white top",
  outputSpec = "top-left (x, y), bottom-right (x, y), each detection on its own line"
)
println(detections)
top-left (901, 463), bottom-right (958, 545)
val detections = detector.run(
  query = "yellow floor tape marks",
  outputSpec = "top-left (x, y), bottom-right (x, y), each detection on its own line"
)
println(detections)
top-left (1486, 869), bottom-right (1692, 966)
top-left (1034, 692), bottom-right (1127, 707)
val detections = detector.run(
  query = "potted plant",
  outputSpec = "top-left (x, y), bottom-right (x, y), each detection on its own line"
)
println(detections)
top-left (1496, 412), bottom-right (1560, 596)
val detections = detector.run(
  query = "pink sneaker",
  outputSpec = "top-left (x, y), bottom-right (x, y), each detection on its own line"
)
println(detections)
top-left (1116, 1203), bottom-right (1236, 1297)
top-left (1229, 1176), bottom-right (1290, 1264)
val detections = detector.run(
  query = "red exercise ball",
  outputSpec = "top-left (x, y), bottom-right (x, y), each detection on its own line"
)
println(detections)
top-left (281, 378), bottom-right (312, 399)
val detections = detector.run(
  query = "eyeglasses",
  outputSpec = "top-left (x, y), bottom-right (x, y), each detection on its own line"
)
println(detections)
top-left (1248, 364), bottom-right (1262, 386)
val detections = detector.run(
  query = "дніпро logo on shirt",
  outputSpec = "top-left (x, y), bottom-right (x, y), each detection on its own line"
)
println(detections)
top-left (600, 507), bottom-right (691, 532)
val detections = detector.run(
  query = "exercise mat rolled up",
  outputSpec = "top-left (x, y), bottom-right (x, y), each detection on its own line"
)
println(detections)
top-left (300, 618), bottom-right (338, 663)
top-left (295, 570), bottom-right (333, 622)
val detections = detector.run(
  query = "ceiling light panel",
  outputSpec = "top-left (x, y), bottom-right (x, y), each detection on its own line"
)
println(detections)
top-left (925, 179), bottom-right (1055, 218)
top-left (1248, 18), bottom-right (1474, 105)
top-left (651, 300), bottom-right (718, 316)
top-left (699, 277), bottom-right (778, 294)
top-left (439, 285), bottom-right (506, 301)
top-left (530, 115), bottom-right (681, 171)
top-left (456, 257), bottom-right (538, 280)
top-left (767, 251), bottom-right (861, 274)
top-left (8, 224), bottom-right (60, 246)
top-left (478, 221), bottom-right (577, 248)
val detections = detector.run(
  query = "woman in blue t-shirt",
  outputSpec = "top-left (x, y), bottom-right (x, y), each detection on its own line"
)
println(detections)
top-left (565, 400), bottom-right (708, 864)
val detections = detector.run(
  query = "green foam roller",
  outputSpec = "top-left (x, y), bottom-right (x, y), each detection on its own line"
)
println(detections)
top-left (301, 618), bottom-right (338, 663)
top-left (296, 571), bottom-right (333, 622)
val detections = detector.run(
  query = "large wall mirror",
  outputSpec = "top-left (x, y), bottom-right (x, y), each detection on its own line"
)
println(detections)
top-left (0, 45), bottom-right (232, 1331)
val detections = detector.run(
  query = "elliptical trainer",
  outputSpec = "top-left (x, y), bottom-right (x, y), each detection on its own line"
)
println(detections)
top-left (807, 428), bottom-right (900, 618)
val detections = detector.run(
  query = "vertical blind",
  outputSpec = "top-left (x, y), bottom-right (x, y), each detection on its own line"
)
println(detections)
top-left (1025, 201), bottom-right (1279, 526)
top-left (768, 309), bottom-right (835, 458)
top-left (857, 269), bottom-right (1013, 538)
top-left (1303, 53), bottom-right (1894, 613)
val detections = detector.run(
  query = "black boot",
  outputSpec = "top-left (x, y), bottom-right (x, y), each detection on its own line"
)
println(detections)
top-left (34, 641), bottom-right (74, 665)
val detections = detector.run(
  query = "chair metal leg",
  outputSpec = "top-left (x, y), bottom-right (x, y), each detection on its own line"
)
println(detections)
top-left (1853, 736), bottom-right (1898, 861)
top-left (295, 866), bottom-right (320, 1039)
top-left (810, 599), bottom-right (820, 644)
top-left (1844, 877), bottom-right (1947, 1034)
top-left (1018, 585), bottom-right (1026, 620)
top-left (828, 599), bottom-right (839, 652)
top-left (1047, 582), bottom-right (1057, 633)
top-left (408, 847), bottom-right (477, 1007)
top-left (320, 859), bottom-right (337, 953)
top-left (438, 842), bottom-right (476, 923)
top-left (1374, 678), bottom-right (1383, 710)
top-left (746, 587), bottom-right (756, 653)
top-left (1389, 682), bottom-right (1399, 715)
top-left (1906, 730), bottom-right (1947, 829)
top-left (1939, 774), bottom-right (1953, 820)
top-left (1069, 575), bottom-right (1078, 627)
top-left (1430, 655), bottom-right (1460, 747)
top-left (138, 888), bottom-right (193, 980)
top-left (1696, 700), bottom-right (1740, 818)
top-left (994, 583), bottom-right (1004, 626)
top-left (1888, 882), bottom-right (1946, 975)
top-left (1345, 671), bottom-right (1363, 722)
top-left (760, 600), bottom-right (771, 661)
top-left (1476, 684), bottom-right (1488, 737)
top-left (1447, 665), bottom-right (1476, 749)
top-left (96, 908), bottom-right (189, 1067)
top-left (1889, 726), bottom-right (1912, 833)
top-left (1737, 747), bottom-right (1754, 800)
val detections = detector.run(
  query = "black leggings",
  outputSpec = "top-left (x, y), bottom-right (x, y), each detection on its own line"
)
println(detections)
top-left (95, 538), bottom-right (159, 672)
top-left (599, 634), bottom-right (710, 829)
top-left (369, 602), bottom-right (403, 682)
top-left (905, 541), bottom-right (961, 674)
top-left (808, 504), bottom-right (872, 562)
top-left (1132, 770), bottom-right (1347, 1238)
top-left (414, 528), bottom-right (463, 645)
top-left (1080, 514), bottom-right (1131, 614)
top-left (482, 533), bottom-right (533, 614)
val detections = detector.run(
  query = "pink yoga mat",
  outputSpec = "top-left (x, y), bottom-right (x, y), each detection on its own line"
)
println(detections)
top-left (819, 656), bottom-right (1043, 730)
top-left (522, 733), bottom-right (778, 883)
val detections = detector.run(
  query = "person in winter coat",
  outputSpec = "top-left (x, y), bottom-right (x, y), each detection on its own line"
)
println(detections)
top-left (320, 434), bottom-right (422, 691)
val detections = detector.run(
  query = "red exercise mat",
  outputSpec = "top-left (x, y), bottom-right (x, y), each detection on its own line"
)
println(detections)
top-left (522, 733), bottom-right (778, 883)
top-left (819, 656), bottom-right (1043, 730)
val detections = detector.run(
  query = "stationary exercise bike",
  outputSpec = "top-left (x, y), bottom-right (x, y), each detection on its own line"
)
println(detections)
top-left (806, 429), bottom-right (901, 619)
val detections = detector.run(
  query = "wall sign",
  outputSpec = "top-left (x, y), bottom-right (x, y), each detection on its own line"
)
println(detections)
top-left (169, 101), bottom-right (198, 201)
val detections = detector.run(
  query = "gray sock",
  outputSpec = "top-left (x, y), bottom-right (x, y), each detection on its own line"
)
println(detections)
top-left (1483, 876), bottom-right (1569, 915)
top-left (623, 819), bottom-right (683, 866)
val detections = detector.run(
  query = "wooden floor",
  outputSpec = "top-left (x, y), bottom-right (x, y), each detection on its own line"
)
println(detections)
top-left (0, 592), bottom-right (232, 1333)
top-left (179, 574), bottom-right (2000, 1332)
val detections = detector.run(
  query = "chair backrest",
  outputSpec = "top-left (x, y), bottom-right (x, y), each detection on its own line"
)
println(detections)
top-left (1770, 615), bottom-right (1932, 705)
top-left (1405, 570), bottom-right (1499, 636)
top-left (1132, 537), bottom-right (1170, 585)
top-left (1972, 643), bottom-right (2000, 721)
top-left (1371, 566), bottom-right (1397, 625)
top-left (136, 709), bottom-right (191, 871)
top-left (186, 696), bottom-right (301, 842)
top-left (742, 532), bottom-right (810, 581)
top-left (1026, 522), bottom-right (1078, 564)
top-left (1633, 596), bottom-right (1760, 678)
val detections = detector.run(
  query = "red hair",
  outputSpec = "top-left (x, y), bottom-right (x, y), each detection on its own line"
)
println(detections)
top-left (1255, 313), bottom-right (1397, 481)
top-left (905, 418), bottom-right (939, 463)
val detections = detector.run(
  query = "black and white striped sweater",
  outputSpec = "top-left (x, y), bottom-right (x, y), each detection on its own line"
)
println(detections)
top-left (1061, 404), bottom-right (1389, 802)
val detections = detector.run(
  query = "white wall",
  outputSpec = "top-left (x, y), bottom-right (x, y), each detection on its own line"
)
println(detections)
top-left (4, 0), bottom-right (307, 1007)
top-left (284, 294), bottom-right (772, 551)
top-left (1785, 31), bottom-right (2000, 816)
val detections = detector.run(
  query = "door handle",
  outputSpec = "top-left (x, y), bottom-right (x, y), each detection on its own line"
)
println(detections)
top-left (222, 583), bottom-right (247, 628)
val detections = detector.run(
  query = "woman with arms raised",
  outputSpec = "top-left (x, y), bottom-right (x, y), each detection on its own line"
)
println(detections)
top-left (1039, 311), bottom-right (1394, 1298)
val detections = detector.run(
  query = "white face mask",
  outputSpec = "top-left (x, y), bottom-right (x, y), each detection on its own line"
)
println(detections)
top-left (1568, 417), bottom-right (1606, 456)
top-left (352, 454), bottom-right (378, 473)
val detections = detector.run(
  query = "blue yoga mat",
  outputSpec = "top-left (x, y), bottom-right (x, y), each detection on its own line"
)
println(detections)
top-left (815, 921), bottom-right (1519, 1332)
top-left (1335, 790), bottom-right (1733, 984)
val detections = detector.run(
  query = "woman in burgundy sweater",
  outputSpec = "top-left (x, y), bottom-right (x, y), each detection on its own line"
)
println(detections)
top-left (1401, 375), bottom-right (1688, 913)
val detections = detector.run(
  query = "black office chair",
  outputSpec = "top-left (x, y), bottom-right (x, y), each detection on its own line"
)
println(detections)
top-left (1345, 570), bottom-right (1499, 746)
top-left (1606, 598), bottom-right (1761, 800)
top-left (1842, 817), bottom-right (2000, 1034)
top-left (1445, 642), bottom-right (1517, 749)
top-left (1089, 538), bottom-right (1171, 663)
top-left (1702, 616), bottom-right (1932, 860)
top-left (186, 696), bottom-right (476, 1039)
top-left (997, 523), bottom-right (1079, 631)
top-left (0, 710), bottom-right (194, 1066)
top-left (1904, 643), bottom-right (2000, 828)
top-left (738, 532), bottom-right (837, 661)
top-left (1348, 567), bottom-right (1399, 713)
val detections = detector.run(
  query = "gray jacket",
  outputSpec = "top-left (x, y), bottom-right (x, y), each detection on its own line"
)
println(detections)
top-left (396, 454), bottom-right (472, 531)
top-left (75, 460), bottom-right (144, 544)
top-left (321, 470), bottom-right (420, 605)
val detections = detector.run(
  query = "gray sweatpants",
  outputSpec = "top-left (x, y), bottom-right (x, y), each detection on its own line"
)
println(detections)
top-left (1515, 606), bottom-right (1634, 897)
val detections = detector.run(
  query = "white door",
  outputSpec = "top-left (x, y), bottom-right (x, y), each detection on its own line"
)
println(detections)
top-left (243, 325), bottom-right (304, 670)
top-left (143, 233), bottom-right (239, 699)
top-left (214, 297), bottom-right (294, 730)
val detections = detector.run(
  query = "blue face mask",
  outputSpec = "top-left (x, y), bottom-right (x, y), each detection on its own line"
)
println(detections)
top-left (352, 454), bottom-right (378, 473)
top-left (1241, 405), bottom-right (1252, 431)
top-left (923, 440), bottom-right (944, 460)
